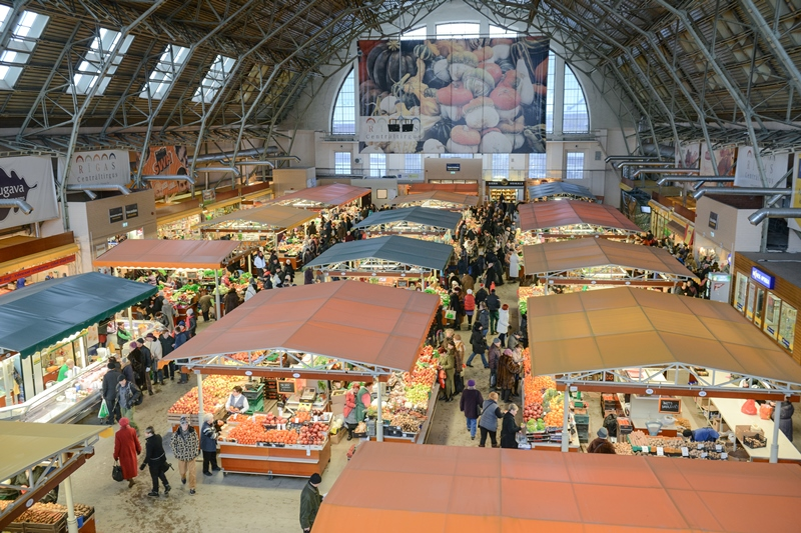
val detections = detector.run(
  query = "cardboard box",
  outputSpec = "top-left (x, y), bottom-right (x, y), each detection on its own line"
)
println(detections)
top-left (329, 429), bottom-right (344, 444)
top-left (735, 424), bottom-right (765, 441)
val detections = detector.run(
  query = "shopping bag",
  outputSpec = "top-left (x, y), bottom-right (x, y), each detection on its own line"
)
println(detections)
top-left (112, 463), bottom-right (124, 482)
top-left (759, 403), bottom-right (774, 420)
top-left (444, 310), bottom-right (456, 320)
top-left (98, 398), bottom-right (109, 419)
top-left (741, 399), bottom-right (757, 415)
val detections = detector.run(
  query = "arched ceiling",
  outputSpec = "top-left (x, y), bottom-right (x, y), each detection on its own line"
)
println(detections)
top-left (0, 0), bottom-right (799, 157)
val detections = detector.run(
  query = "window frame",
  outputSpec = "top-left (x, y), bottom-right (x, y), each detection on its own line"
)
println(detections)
top-left (334, 152), bottom-right (352, 175)
top-left (331, 68), bottom-right (356, 135)
top-left (565, 151), bottom-right (585, 180)
top-left (140, 44), bottom-right (191, 100)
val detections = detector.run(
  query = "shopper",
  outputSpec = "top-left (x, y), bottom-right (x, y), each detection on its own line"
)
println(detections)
top-left (476, 302), bottom-right (490, 338)
top-left (159, 329), bottom-right (175, 381)
top-left (497, 303), bottom-right (510, 347)
top-left (299, 473), bottom-right (323, 532)
top-left (144, 333), bottom-right (163, 385)
top-left (774, 401), bottom-right (795, 441)
top-left (101, 362), bottom-right (122, 425)
top-left (140, 426), bottom-right (170, 497)
top-left (500, 403), bottom-right (523, 449)
top-left (439, 342), bottom-right (456, 402)
top-left (453, 334), bottom-right (465, 393)
top-left (201, 413), bottom-right (222, 475)
top-left (342, 383), bottom-right (363, 441)
top-left (136, 338), bottom-right (154, 396)
top-left (486, 289), bottom-right (501, 335)
top-left (478, 392), bottom-right (503, 448)
top-left (682, 427), bottom-right (720, 442)
top-left (466, 321), bottom-right (488, 368)
top-left (186, 309), bottom-right (197, 337)
top-left (497, 349), bottom-right (521, 402)
top-left (474, 283), bottom-right (488, 309)
top-left (172, 416), bottom-right (200, 495)
top-left (224, 288), bottom-right (241, 315)
top-left (113, 417), bottom-right (141, 488)
top-left (198, 291), bottom-right (214, 322)
top-left (463, 289), bottom-right (476, 330)
top-left (587, 427), bottom-right (609, 453)
top-left (253, 250), bottom-right (266, 278)
top-left (487, 338), bottom-right (502, 390)
top-left (161, 299), bottom-right (175, 332)
top-left (592, 442), bottom-right (617, 454)
top-left (460, 380), bottom-right (483, 440)
top-left (115, 375), bottom-right (142, 430)
top-left (127, 342), bottom-right (146, 390)
top-left (244, 279), bottom-right (258, 301)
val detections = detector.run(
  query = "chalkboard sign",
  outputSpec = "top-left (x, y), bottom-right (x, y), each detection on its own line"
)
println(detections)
top-left (658, 397), bottom-right (682, 414)
top-left (278, 381), bottom-right (295, 393)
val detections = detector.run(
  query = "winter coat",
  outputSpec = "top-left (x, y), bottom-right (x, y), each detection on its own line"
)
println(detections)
top-left (486, 293), bottom-right (501, 311)
top-left (161, 302), bottom-right (175, 331)
top-left (479, 399), bottom-right (503, 432)
top-left (461, 274), bottom-right (475, 293)
top-left (159, 333), bottom-right (174, 358)
top-left (116, 382), bottom-right (141, 411)
top-left (171, 426), bottom-right (200, 461)
top-left (354, 386), bottom-right (371, 423)
top-left (587, 437), bottom-right (608, 454)
top-left (224, 291), bottom-right (241, 315)
top-left (460, 389), bottom-right (484, 420)
top-left (776, 402), bottom-right (795, 441)
top-left (487, 344), bottom-right (501, 370)
top-left (509, 253), bottom-right (520, 278)
top-left (500, 411), bottom-right (521, 449)
top-left (102, 368), bottom-right (121, 404)
top-left (299, 481), bottom-right (323, 530)
top-left (244, 284), bottom-right (258, 301)
top-left (113, 426), bottom-right (141, 479)
top-left (477, 309), bottom-right (490, 332)
top-left (497, 308), bottom-right (509, 334)
top-left (142, 433), bottom-right (167, 467)
top-left (463, 294), bottom-right (476, 312)
top-left (497, 353), bottom-right (521, 390)
top-left (474, 288), bottom-right (488, 307)
top-left (200, 421), bottom-right (219, 453)
top-left (470, 327), bottom-right (488, 354)
top-left (342, 389), bottom-right (358, 423)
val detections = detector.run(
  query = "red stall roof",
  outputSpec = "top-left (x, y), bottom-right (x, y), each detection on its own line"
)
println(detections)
top-left (94, 239), bottom-right (240, 269)
top-left (518, 199), bottom-right (641, 234)
top-left (271, 184), bottom-right (370, 208)
top-left (389, 190), bottom-right (479, 208)
top-left (316, 441), bottom-right (801, 533)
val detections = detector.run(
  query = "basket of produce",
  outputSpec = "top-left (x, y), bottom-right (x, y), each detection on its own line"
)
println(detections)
top-left (743, 433), bottom-right (767, 449)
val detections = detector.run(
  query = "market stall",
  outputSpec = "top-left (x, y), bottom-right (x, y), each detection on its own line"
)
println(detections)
top-left (0, 273), bottom-right (156, 422)
top-left (388, 190), bottom-right (479, 210)
top-left (302, 236), bottom-right (453, 288)
top-left (0, 421), bottom-right (105, 533)
top-left (527, 181), bottom-right (597, 202)
top-left (197, 204), bottom-right (317, 243)
top-left (160, 281), bottom-right (440, 476)
top-left (517, 199), bottom-right (642, 244)
top-left (527, 287), bottom-right (801, 462)
top-left (269, 184), bottom-right (370, 210)
top-left (94, 239), bottom-right (241, 320)
top-left (314, 441), bottom-right (801, 533)
top-left (353, 207), bottom-right (461, 243)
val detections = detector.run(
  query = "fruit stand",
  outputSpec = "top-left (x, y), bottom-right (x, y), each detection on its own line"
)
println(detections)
top-left (197, 204), bottom-right (317, 250)
top-left (160, 281), bottom-right (439, 475)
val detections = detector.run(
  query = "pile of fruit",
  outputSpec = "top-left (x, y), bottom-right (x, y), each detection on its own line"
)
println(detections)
top-left (227, 419), bottom-right (268, 445)
top-left (224, 414), bottom-right (331, 446)
top-left (390, 411), bottom-right (426, 432)
top-left (391, 346), bottom-right (440, 410)
top-left (544, 402), bottom-right (564, 427)
top-left (263, 429), bottom-right (298, 445)
top-left (523, 402), bottom-right (543, 422)
top-left (298, 422), bottom-right (328, 445)
top-left (0, 501), bottom-right (94, 524)
top-left (255, 412), bottom-right (288, 426)
top-left (168, 375), bottom-right (241, 415)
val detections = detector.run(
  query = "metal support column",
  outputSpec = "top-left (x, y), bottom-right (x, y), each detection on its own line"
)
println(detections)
top-left (61, 454), bottom-right (78, 533)
top-left (197, 372), bottom-right (205, 425)
top-left (770, 398), bottom-right (782, 463)
top-left (214, 270), bottom-right (221, 320)
top-left (561, 384), bottom-right (570, 452)
top-left (375, 376), bottom-right (383, 442)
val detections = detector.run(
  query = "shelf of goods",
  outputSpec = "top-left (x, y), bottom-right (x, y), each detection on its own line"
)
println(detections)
top-left (158, 217), bottom-right (201, 240)
top-left (517, 286), bottom-right (545, 315)
top-left (373, 345), bottom-right (441, 444)
top-left (0, 501), bottom-right (95, 533)
top-left (22, 359), bottom-right (110, 423)
top-left (277, 241), bottom-right (303, 268)
top-left (423, 287), bottom-right (449, 307)
top-left (611, 430), bottom-right (741, 460)
top-left (217, 410), bottom-right (332, 477)
top-left (521, 353), bottom-right (580, 451)
top-left (167, 374), bottom-right (243, 430)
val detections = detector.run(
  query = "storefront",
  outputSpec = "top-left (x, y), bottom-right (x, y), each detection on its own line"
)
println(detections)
top-left (0, 233), bottom-right (79, 295)
top-left (160, 282), bottom-right (440, 476)
top-left (303, 236), bottom-right (453, 289)
top-left (269, 183), bottom-right (370, 210)
top-left (517, 199), bottom-right (642, 245)
top-left (527, 181), bottom-right (597, 202)
top-left (527, 287), bottom-right (801, 462)
top-left (732, 252), bottom-right (800, 363)
top-left (649, 194), bottom-right (696, 246)
top-left (486, 180), bottom-right (525, 202)
top-left (0, 273), bottom-right (156, 421)
top-left (388, 190), bottom-right (479, 210)
top-left (353, 206), bottom-right (461, 243)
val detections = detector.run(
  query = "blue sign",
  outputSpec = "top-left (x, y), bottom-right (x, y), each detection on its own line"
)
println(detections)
top-left (751, 267), bottom-right (775, 289)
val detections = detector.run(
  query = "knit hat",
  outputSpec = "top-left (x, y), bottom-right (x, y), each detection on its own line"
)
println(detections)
top-left (146, 333), bottom-right (156, 340)
top-left (598, 427), bottom-right (609, 439)
top-left (309, 473), bottom-right (322, 484)
top-left (503, 349), bottom-right (513, 356)
top-left (119, 417), bottom-right (129, 427)
top-left (501, 303), bottom-right (509, 310)
top-left (467, 379), bottom-right (476, 387)
top-left (493, 338), bottom-right (501, 345)
top-left (180, 415), bottom-right (188, 425)
top-left (129, 342), bottom-right (138, 349)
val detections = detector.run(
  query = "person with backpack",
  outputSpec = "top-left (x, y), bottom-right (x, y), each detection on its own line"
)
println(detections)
top-left (115, 375), bottom-right (142, 430)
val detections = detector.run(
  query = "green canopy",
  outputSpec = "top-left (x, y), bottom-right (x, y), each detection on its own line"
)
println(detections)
top-left (0, 272), bottom-right (157, 358)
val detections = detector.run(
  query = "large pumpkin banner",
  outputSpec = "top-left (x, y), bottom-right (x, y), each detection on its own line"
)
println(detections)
top-left (358, 37), bottom-right (549, 154)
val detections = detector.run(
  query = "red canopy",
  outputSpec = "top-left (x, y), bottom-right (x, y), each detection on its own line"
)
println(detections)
top-left (94, 239), bottom-right (240, 269)
top-left (518, 199), bottom-right (641, 234)
top-left (271, 184), bottom-right (370, 208)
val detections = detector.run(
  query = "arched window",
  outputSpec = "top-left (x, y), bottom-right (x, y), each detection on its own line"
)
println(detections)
top-left (331, 69), bottom-right (355, 134)
top-left (563, 65), bottom-right (589, 132)
top-left (545, 51), bottom-right (556, 134)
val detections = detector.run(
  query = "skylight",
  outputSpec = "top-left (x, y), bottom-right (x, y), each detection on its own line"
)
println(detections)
top-left (192, 54), bottom-right (236, 104)
top-left (70, 28), bottom-right (134, 95)
top-left (0, 9), bottom-right (50, 90)
top-left (140, 44), bottom-right (190, 100)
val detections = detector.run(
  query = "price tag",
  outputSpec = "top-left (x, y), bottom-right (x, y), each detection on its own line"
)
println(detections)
top-left (681, 447), bottom-right (689, 457)
top-left (721, 452), bottom-right (728, 460)
top-left (642, 445), bottom-right (649, 453)
top-left (657, 446), bottom-right (664, 456)
top-left (306, 446), bottom-right (311, 457)
top-left (715, 444), bottom-right (723, 452)
top-left (697, 443), bottom-right (704, 450)
top-left (701, 452), bottom-right (708, 459)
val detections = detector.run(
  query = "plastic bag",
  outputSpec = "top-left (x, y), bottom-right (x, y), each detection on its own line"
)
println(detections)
top-left (98, 398), bottom-right (109, 419)
top-left (741, 399), bottom-right (757, 415)
top-left (759, 403), bottom-right (774, 420)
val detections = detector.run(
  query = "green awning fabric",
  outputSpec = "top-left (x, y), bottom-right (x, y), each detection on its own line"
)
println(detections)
top-left (354, 207), bottom-right (461, 233)
top-left (0, 272), bottom-right (157, 358)
top-left (304, 236), bottom-right (453, 272)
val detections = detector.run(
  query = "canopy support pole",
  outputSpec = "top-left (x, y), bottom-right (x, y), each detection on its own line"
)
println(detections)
top-left (214, 271), bottom-right (221, 320)
top-left (769, 398), bottom-right (783, 463)
top-left (375, 375), bottom-right (384, 442)
top-left (197, 371), bottom-right (205, 427)
top-left (561, 384), bottom-right (570, 453)
top-left (127, 306), bottom-right (133, 331)
top-left (61, 454), bottom-right (78, 533)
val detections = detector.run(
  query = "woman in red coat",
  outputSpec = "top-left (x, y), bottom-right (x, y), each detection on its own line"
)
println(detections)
top-left (113, 417), bottom-right (141, 488)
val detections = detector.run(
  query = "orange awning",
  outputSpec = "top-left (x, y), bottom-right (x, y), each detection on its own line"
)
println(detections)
top-left (271, 184), bottom-right (370, 208)
top-left (162, 281), bottom-right (439, 373)
top-left (523, 238), bottom-right (696, 280)
top-left (198, 204), bottom-right (316, 232)
top-left (389, 191), bottom-right (479, 208)
top-left (94, 239), bottom-right (240, 269)
top-left (527, 287), bottom-right (801, 386)
top-left (315, 441), bottom-right (801, 533)
top-left (518, 199), bottom-right (641, 234)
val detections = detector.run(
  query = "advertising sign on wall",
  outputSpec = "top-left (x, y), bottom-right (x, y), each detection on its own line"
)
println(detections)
top-left (790, 153), bottom-right (801, 232)
top-left (700, 143), bottom-right (736, 178)
top-left (676, 142), bottom-right (700, 169)
top-left (733, 147), bottom-right (789, 188)
top-left (357, 37), bottom-right (550, 154)
top-left (137, 146), bottom-right (191, 200)
top-left (0, 156), bottom-right (59, 230)
top-left (66, 149), bottom-right (131, 185)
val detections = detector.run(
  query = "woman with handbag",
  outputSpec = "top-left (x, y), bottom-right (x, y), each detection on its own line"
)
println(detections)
top-left (113, 417), bottom-right (141, 488)
top-left (140, 426), bottom-right (170, 497)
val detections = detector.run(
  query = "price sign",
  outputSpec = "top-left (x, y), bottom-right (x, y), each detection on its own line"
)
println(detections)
top-left (681, 447), bottom-right (689, 457)
top-left (642, 445), bottom-right (649, 453)
top-left (697, 443), bottom-right (704, 450)
top-left (658, 397), bottom-right (682, 414)
top-left (306, 446), bottom-right (311, 457)
top-left (701, 452), bottom-right (708, 459)
top-left (715, 444), bottom-right (723, 452)
top-left (721, 452), bottom-right (728, 460)
top-left (657, 447), bottom-right (664, 456)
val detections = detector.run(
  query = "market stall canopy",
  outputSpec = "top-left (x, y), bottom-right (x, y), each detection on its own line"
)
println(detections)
top-left (94, 239), bottom-right (240, 269)
top-left (527, 181), bottom-right (597, 202)
top-left (270, 184), bottom-right (370, 209)
top-left (0, 272), bottom-right (157, 358)
top-left (518, 199), bottom-right (641, 235)
top-left (304, 236), bottom-right (453, 272)
top-left (163, 281), bottom-right (439, 373)
top-left (316, 441), bottom-right (801, 532)
top-left (197, 204), bottom-right (316, 232)
top-left (388, 191), bottom-right (479, 208)
top-left (523, 238), bottom-right (696, 281)
top-left (354, 206), bottom-right (461, 233)
top-left (527, 287), bottom-right (801, 392)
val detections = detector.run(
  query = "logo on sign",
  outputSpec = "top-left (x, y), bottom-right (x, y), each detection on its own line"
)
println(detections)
top-left (750, 267), bottom-right (775, 289)
top-left (74, 153), bottom-right (118, 183)
top-left (0, 167), bottom-right (37, 222)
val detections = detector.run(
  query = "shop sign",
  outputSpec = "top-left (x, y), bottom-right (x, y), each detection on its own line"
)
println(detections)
top-left (0, 156), bottom-right (59, 230)
top-left (125, 203), bottom-right (138, 219)
top-left (65, 149), bottom-right (131, 186)
top-left (445, 163), bottom-right (461, 172)
top-left (733, 148), bottom-right (789, 188)
top-left (278, 381), bottom-right (296, 393)
top-left (202, 189), bottom-right (216, 205)
top-left (109, 207), bottom-right (123, 223)
top-left (0, 254), bottom-right (75, 285)
top-left (135, 146), bottom-right (192, 200)
top-left (708, 212), bottom-right (718, 230)
top-left (658, 397), bottom-right (681, 414)
top-left (750, 267), bottom-right (775, 289)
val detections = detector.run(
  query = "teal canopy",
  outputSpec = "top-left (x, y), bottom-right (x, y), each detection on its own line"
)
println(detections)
top-left (0, 272), bottom-right (157, 358)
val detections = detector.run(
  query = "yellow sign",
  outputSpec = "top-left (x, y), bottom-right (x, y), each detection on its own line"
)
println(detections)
top-left (791, 154), bottom-right (801, 232)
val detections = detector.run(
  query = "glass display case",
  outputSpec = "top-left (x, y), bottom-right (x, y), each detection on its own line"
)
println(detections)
top-left (779, 303), bottom-right (797, 353)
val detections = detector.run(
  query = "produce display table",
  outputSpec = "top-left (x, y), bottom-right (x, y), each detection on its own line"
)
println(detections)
top-left (710, 397), bottom-right (801, 462)
top-left (218, 439), bottom-right (331, 478)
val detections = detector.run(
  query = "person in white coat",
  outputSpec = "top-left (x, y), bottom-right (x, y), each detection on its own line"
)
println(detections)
top-left (144, 333), bottom-right (164, 385)
top-left (244, 280), bottom-right (258, 301)
top-left (497, 303), bottom-right (510, 347)
top-left (508, 250), bottom-right (520, 281)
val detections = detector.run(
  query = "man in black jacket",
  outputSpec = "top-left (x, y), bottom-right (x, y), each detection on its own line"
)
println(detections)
top-left (486, 289), bottom-right (501, 335)
top-left (158, 330), bottom-right (175, 382)
top-left (140, 426), bottom-right (170, 497)
top-left (474, 284), bottom-right (488, 309)
top-left (101, 362), bottom-right (122, 425)
top-left (136, 338), bottom-right (153, 396)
